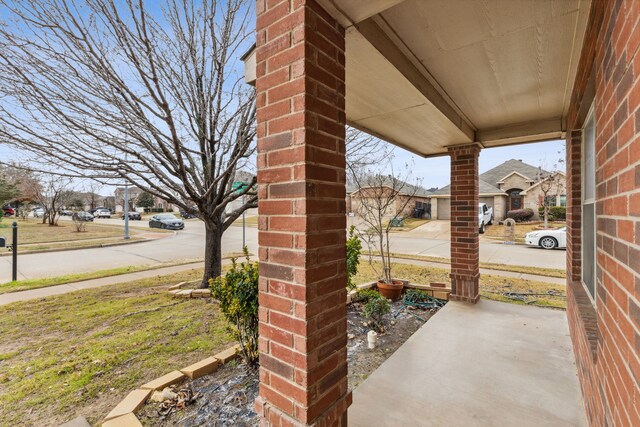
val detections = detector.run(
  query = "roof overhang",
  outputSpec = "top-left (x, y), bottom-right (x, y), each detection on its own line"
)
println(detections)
top-left (247, 0), bottom-right (592, 157)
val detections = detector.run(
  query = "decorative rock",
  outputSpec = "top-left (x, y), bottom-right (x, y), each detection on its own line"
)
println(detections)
top-left (176, 290), bottom-right (192, 298)
top-left (102, 413), bottom-right (143, 427)
top-left (104, 389), bottom-right (152, 421)
top-left (60, 416), bottom-right (91, 427)
top-left (214, 345), bottom-right (241, 364)
top-left (347, 334), bottom-right (355, 340)
top-left (149, 391), bottom-right (165, 403)
top-left (173, 281), bottom-right (190, 290)
top-left (140, 370), bottom-right (185, 391)
top-left (192, 289), bottom-right (212, 298)
top-left (168, 290), bottom-right (181, 297)
top-left (180, 356), bottom-right (220, 379)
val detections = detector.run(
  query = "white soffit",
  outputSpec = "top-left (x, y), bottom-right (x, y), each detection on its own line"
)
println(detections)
top-left (378, 0), bottom-right (591, 132)
top-left (345, 28), bottom-right (473, 156)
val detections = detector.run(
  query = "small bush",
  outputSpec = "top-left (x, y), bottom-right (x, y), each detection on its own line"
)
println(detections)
top-left (538, 206), bottom-right (566, 221)
top-left (353, 288), bottom-right (380, 303)
top-left (210, 248), bottom-right (259, 367)
top-left (363, 296), bottom-right (390, 333)
top-left (346, 225), bottom-right (362, 291)
top-left (506, 208), bottom-right (534, 222)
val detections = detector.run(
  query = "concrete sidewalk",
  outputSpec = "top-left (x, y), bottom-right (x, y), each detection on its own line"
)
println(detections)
top-left (350, 300), bottom-right (586, 426)
top-left (0, 261), bottom-right (205, 306)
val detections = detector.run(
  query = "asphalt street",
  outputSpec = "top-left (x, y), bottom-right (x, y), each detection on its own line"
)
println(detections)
top-left (0, 218), bottom-right (565, 282)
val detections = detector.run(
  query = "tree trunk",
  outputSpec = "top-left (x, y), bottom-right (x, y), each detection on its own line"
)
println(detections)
top-left (201, 217), bottom-right (224, 289)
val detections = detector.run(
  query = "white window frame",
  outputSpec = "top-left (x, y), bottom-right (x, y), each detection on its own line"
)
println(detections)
top-left (581, 103), bottom-right (596, 304)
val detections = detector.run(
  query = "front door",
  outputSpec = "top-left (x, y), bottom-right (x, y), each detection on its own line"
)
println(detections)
top-left (508, 189), bottom-right (523, 211)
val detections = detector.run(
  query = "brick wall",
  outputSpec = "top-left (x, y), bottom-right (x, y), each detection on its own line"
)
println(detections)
top-left (448, 144), bottom-right (480, 303)
top-left (255, 0), bottom-right (350, 425)
top-left (566, 1), bottom-right (640, 425)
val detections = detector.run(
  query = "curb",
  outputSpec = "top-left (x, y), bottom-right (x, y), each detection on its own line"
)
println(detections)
top-left (101, 344), bottom-right (241, 426)
top-left (0, 233), bottom-right (173, 257)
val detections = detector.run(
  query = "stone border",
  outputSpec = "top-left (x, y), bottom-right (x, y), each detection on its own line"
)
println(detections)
top-left (167, 281), bottom-right (212, 298)
top-left (102, 344), bottom-right (240, 426)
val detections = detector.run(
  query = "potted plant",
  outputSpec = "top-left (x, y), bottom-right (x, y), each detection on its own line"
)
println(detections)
top-left (352, 162), bottom-right (422, 300)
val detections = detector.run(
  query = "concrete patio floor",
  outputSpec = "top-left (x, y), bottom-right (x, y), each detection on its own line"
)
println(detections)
top-left (350, 299), bottom-right (587, 427)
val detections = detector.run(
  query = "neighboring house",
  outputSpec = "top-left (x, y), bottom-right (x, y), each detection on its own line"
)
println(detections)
top-left (347, 180), bottom-right (433, 219)
top-left (430, 159), bottom-right (566, 221)
top-left (113, 187), bottom-right (176, 212)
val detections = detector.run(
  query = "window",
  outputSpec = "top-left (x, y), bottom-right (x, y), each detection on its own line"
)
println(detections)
top-left (582, 106), bottom-right (596, 301)
top-left (544, 195), bottom-right (557, 207)
top-left (559, 195), bottom-right (566, 207)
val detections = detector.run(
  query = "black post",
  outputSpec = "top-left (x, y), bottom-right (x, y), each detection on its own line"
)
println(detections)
top-left (12, 222), bottom-right (17, 282)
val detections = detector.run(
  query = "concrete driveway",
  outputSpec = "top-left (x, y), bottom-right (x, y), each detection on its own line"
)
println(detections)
top-left (409, 220), bottom-right (451, 239)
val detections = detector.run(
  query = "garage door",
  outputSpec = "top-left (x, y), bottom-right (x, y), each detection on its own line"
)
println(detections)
top-left (437, 198), bottom-right (450, 220)
top-left (479, 197), bottom-right (494, 210)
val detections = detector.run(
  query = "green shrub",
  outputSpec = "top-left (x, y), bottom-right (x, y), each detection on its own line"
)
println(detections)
top-left (346, 225), bottom-right (362, 291)
top-left (538, 206), bottom-right (566, 221)
top-left (506, 208), bottom-right (534, 222)
top-left (353, 288), bottom-right (380, 303)
top-left (209, 248), bottom-right (259, 366)
top-left (363, 296), bottom-right (390, 333)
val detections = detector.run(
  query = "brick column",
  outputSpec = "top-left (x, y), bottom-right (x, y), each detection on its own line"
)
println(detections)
top-left (255, 1), bottom-right (350, 426)
top-left (565, 130), bottom-right (582, 283)
top-left (448, 144), bottom-right (480, 303)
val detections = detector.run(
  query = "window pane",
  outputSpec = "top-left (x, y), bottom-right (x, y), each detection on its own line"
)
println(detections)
top-left (582, 203), bottom-right (595, 297)
top-left (584, 113), bottom-right (595, 201)
top-left (560, 195), bottom-right (566, 207)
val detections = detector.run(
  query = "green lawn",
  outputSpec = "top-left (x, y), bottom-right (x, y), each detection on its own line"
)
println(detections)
top-left (364, 251), bottom-right (566, 278)
top-left (0, 268), bottom-right (233, 426)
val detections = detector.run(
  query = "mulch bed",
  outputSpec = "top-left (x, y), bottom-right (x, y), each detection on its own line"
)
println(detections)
top-left (137, 298), bottom-right (441, 426)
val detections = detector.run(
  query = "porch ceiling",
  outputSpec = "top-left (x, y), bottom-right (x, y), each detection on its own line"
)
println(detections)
top-left (319, 0), bottom-right (591, 156)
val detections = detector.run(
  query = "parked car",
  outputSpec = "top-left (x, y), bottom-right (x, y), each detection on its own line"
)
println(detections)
top-left (33, 208), bottom-right (45, 218)
top-left (2, 206), bottom-right (15, 217)
top-left (525, 227), bottom-right (566, 250)
top-left (94, 208), bottom-right (112, 219)
top-left (59, 209), bottom-right (73, 216)
top-left (478, 203), bottom-right (493, 234)
top-left (73, 211), bottom-right (94, 222)
top-left (149, 214), bottom-right (184, 230)
top-left (122, 211), bottom-right (142, 220)
top-left (179, 209), bottom-right (197, 219)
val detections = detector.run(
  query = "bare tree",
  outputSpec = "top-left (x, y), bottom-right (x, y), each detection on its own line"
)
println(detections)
top-left (33, 175), bottom-right (73, 226)
top-left (86, 182), bottom-right (103, 211)
top-left (0, 0), bottom-right (256, 286)
top-left (537, 170), bottom-right (565, 228)
top-left (352, 162), bottom-right (421, 284)
top-left (346, 127), bottom-right (394, 175)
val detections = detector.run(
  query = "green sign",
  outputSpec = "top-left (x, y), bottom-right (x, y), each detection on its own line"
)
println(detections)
top-left (233, 181), bottom-right (250, 194)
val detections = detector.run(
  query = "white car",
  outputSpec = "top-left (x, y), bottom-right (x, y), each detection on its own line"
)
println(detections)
top-left (33, 208), bottom-right (45, 218)
top-left (94, 208), bottom-right (112, 218)
top-left (525, 227), bottom-right (566, 250)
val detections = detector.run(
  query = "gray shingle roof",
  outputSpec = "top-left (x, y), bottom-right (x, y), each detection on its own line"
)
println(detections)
top-left (479, 159), bottom-right (547, 186)
top-left (431, 159), bottom-right (548, 196)
top-left (347, 177), bottom-right (432, 197)
top-left (432, 179), bottom-right (503, 196)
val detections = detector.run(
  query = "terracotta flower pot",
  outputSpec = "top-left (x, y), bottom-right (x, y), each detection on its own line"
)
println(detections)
top-left (377, 280), bottom-right (404, 300)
